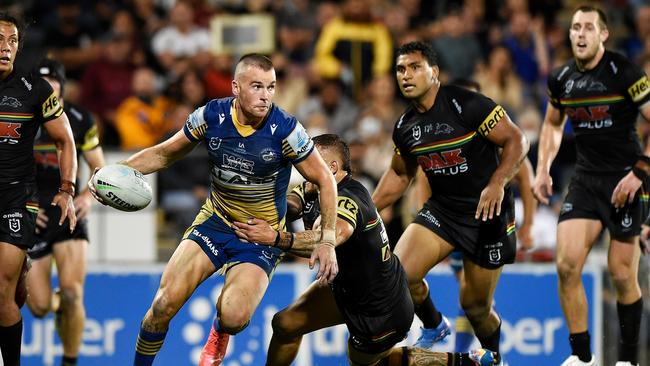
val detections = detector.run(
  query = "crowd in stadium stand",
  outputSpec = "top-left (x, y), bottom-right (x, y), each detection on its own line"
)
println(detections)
top-left (3, 0), bottom-right (650, 254)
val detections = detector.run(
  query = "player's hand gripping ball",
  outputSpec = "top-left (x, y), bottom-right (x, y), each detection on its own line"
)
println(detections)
top-left (92, 164), bottom-right (152, 212)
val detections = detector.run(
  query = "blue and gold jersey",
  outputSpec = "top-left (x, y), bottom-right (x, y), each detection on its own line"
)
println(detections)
top-left (184, 97), bottom-right (314, 230)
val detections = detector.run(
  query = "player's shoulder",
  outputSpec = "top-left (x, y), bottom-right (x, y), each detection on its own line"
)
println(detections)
top-left (268, 103), bottom-right (299, 137)
top-left (549, 59), bottom-right (577, 83)
top-left (203, 96), bottom-right (234, 116)
top-left (339, 175), bottom-right (372, 207)
top-left (64, 102), bottom-right (93, 125)
top-left (394, 104), bottom-right (416, 131)
top-left (603, 49), bottom-right (636, 71)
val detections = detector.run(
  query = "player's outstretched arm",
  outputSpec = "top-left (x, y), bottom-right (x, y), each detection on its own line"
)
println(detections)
top-left (122, 130), bottom-right (198, 174)
top-left (232, 217), bottom-right (354, 258)
top-left (372, 152), bottom-right (418, 211)
top-left (533, 102), bottom-right (566, 205)
top-left (611, 102), bottom-right (650, 208)
top-left (44, 111), bottom-right (78, 231)
top-left (476, 113), bottom-right (528, 221)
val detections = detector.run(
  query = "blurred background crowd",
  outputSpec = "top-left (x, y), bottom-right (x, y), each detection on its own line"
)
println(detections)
top-left (2, 0), bottom-right (650, 256)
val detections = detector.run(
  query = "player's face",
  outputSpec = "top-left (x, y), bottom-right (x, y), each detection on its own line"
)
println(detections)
top-left (395, 51), bottom-right (437, 100)
top-left (569, 11), bottom-right (608, 63)
top-left (233, 66), bottom-right (276, 120)
top-left (0, 21), bottom-right (19, 74)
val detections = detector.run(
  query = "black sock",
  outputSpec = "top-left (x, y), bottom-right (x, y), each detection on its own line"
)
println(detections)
top-left (617, 298), bottom-right (643, 364)
top-left (476, 321), bottom-right (501, 362)
top-left (569, 331), bottom-right (591, 362)
top-left (0, 319), bottom-right (23, 366)
top-left (61, 356), bottom-right (77, 366)
top-left (414, 291), bottom-right (442, 329)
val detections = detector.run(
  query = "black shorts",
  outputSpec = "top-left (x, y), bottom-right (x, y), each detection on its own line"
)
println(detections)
top-left (559, 172), bottom-right (649, 239)
top-left (341, 276), bottom-right (414, 355)
top-left (27, 206), bottom-right (89, 260)
top-left (0, 183), bottom-right (38, 249)
top-left (413, 196), bottom-right (517, 269)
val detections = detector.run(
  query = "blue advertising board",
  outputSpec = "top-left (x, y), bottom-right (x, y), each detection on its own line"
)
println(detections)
top-left (19, 263), bottom-right (601, 365)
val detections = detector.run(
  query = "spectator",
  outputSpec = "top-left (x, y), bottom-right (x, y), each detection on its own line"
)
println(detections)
top-left (150, 1), bottom-right (211, 77)
top-left (271, 52), bottom-right (309, 114)
top-left (501, 11), bottom-right (550, 85)
top-left (203, 54), bottom-right (234, 100)
top-left (114, 67), bottom-right (175, 150)
top-left (80, 30), bottom-right (137, 146)
top-left (431, 7), bottom-right (483, 81)
top-left (474, 45), bottom-right (525, 114)
top-left (313, 0), bottom-right (392, 97)
top-left (295, 78), bottom-right (359, 135)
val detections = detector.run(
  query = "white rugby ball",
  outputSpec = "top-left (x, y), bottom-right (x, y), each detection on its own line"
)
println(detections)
top-left (93, 164), bottom-right (152, 212)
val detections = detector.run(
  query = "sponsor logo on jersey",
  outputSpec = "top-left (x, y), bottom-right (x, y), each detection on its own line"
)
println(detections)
top-left (0, 96), bottom-right (21, 107)
top-left (223, 154), bottom-right (254, 173)
top-left (192, 228), bottom-right (218, 256)
top-left (478, 105), bottom-right (505, 137)
top-left (557, 66), bottom-right (570, 80)
top-left (270, 123), bottom-right (278, 135)
top-left (218, 113), bottom-right (225, 125)
top-left (337, 196), bottom-right (358, 224)
top-left (452, 98), bottom-right (462, 114)
top-left (412, 125), bottom-right (421, 140)
top-left (215, 167), bottom-right (276, 186)
top-left (417, 148), bottom-right (468, 176)
top-left (418, 209), bottom-right (440, 227)
top-left (287, 123), bottom-right (313, 157)
top-left (209, 137), bottom-right (221, 150)
top-left (628, 76), bottom-right (650, 103)
top-left (566, 106), bottom-right (612, 129)
top-left (609, 61), bottom-right (618, 74)
top-left (21, 77), bottom-right (32, 91)
top-left (0, 122), bottom-right (21, 138)
top-left (560, 203), bottom-right (573, 215)
top-left (42, 94), bottom-right (61, 119)
top-left (434, 123), bottom-right (454, 135)
top-left (564, 80), bottom-right (574, 94)
top-left (260, 148), bottom-right (277, 162)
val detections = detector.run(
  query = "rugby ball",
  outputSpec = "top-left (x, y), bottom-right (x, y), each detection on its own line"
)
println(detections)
top-left (93, 164), bottom-right (152, 212)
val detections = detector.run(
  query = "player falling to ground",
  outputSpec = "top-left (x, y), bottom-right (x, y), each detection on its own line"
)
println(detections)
top-left (233, 134), bottom-right (498, 366)
top-left (372, 41), bottom-right (529, 366)
top-left (0, 12), bottom-right (77, 366)
top-left (533, 5), bottom-right (650, 366)
top-left (88, 53), bottom-right (339, 366)
top-left (25, 58), bottom-right (106, 366)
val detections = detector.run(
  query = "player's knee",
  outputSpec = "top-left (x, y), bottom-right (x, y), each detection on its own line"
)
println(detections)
top-left (150, 293), bottom-right (179, 322)
top-left (461, 297), bottom-right (491, 322)
top-left (556, 258), bottom-right (581, 282)
top-left (27, 301), bottom-right (50, 318)
top-left (408, 280), bottom-right (428, 303)
top-left (609, 266), bottom-right (638, 290)
top-left (218, 315), bottom-right (250, 335)
top-left (271, 311), bottom-right (301, 339)
top-left (59, 286), bottom-right (83, 309)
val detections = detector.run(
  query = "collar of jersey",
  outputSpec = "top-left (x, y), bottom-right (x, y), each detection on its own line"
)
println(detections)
top-left (230, 99), bottom-right (269, 138)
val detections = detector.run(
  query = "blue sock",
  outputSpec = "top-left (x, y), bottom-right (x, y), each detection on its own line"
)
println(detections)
top-left (134, 326), bottom-right (167, 366)
top-left (454, 309), bottom-right (475, 353)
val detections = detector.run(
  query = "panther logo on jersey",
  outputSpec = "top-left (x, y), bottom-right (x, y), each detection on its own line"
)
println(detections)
top-left (0, 96), bottom-right (21, 108)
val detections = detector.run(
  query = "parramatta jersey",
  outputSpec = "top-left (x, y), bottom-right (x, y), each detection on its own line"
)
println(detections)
top-left (548, 50), bottom-right (650, 174)
top-left (184, 97), bottom-right (314, 230)
top-left (393, 85), bottom-right (510, 214)
top-left (34, 102), bottom-right (99, 204)
top-left (291, 174), bottom-right (405, 316)
top-left (0, 69), bottom-right (63, 185)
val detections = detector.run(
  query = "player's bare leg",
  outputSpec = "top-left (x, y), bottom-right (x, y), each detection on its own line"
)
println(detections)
top-left (556, 219), bottom-right (602, 363)
top-left (53, 239), bottom-right (88, 362)
top-left (394, 223), bottom-right (454, 347)
top-left (608, 236), bottom-right (643, 365)
top-left (461, 258), bottom-right (502, 361)
top-left (26, 254), bottom-right (56, 316)
top-left (267, 281), bottom-right (344, 366)
top-left (0, 243), bottom-right (26, 366)
top-left (134, 239), bottom-right (216, 366)
top-left (200, 262), bottom-right (271, 365)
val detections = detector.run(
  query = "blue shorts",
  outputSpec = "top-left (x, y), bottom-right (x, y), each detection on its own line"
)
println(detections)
top-left (183, 208), bottom-right (284, 277)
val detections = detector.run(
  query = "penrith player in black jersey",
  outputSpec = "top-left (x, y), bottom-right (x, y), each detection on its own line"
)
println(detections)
top-left (372, 41), bottom-right (528, 366)
top-left (233, 134), bottom-right (498, 366)
top-left (533, 6), bottom-right (650, 366)
top-left (0, 13), bottom-right (77, 366)
top-left (26, 58), bottom-right (106, 366)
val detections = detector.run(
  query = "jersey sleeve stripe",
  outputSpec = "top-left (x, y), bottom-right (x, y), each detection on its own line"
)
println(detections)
top-left (477, 105), bottom-right (505, 137)
top-left (628, 76), bottom-right (650, 103)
